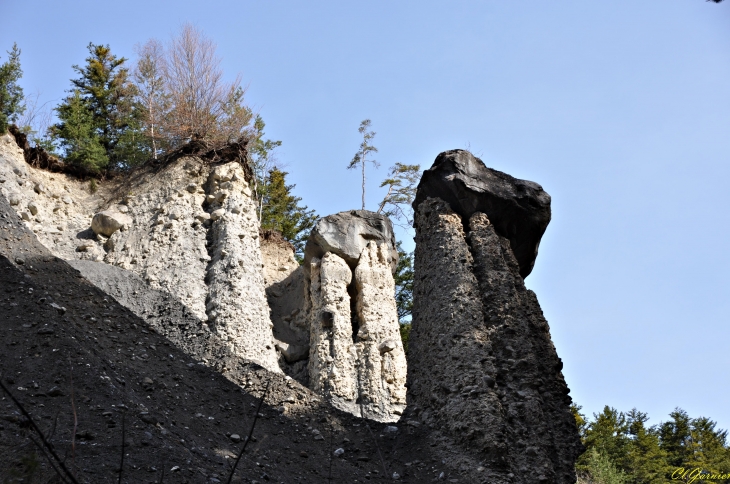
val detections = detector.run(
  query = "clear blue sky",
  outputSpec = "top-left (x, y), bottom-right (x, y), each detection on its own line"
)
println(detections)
top-left (2, 1), bottom-right (729, 430)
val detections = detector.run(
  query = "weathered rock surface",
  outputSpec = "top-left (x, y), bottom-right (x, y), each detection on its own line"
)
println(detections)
top-left (261, 231), bottom-right (310, 382)
top-left (354, 242), bottom-right (407, 421)
top-left (0, 133), bottom-right (280, 373)
top-left (407, 197), bottom-right (581, 483)
top-left (308, 253), bottom-right (360, 415)
top-left (299, 207), bottom-right (410, 422)
top-left (304, 210), bottom-right (398, 273)
top-left (413, 149), bottom-right (551, 278)
top-left (91, 210), bottom-right (132, 236)
top-left (204, 164), bottom-right (280, 371)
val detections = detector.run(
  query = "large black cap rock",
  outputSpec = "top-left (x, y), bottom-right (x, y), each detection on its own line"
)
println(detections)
top-left (413, 149), bottom-right (550, 278)
top-left (304, 210), bottom-right (398, 273)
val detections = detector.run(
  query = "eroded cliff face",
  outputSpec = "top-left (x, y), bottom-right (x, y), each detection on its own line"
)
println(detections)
top-left (407, 195), bottom-right (582, 481)
top-left (0, 133), bottom-right (280, 372)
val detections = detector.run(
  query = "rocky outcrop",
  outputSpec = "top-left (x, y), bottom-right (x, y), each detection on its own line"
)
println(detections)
top-left (261, 231), bottom-right (310, 382)
top-left (308, 252), bottom-right (360, 414)
top-left (353, 242), bottom-right (407, 421)
top-left (0, 133), bottom-right (280, 373)
top-left (303, 211), bottom-right (407, 422)
top-left (413, 149), bottom-right (551, 278)
top-left (203, 164), bottom-right (280, 371)
top-left (91, 210), bottom-right (132, 236)
top-left (304, 209), bottom-right (398, 273)
top-left (408, 196), bottom-right (581, 482)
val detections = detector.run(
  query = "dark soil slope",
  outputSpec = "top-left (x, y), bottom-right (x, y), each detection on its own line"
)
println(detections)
top-left (0, 192), bottom-right (479, 483)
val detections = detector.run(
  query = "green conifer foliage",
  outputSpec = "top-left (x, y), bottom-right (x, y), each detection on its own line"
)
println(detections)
top-left (624, 409), bottom-right (671, 484)
top-left (53, 90), bottom-right (108, 172)
top-left (659, 409), bottom-right (730, 476)
top-left (394, 241), bottom-right (414, 322)
top-left (53, 43), bottom-right (143, 172)
top-left (576, 405), bottom-right (730, 483)
top-left (0, 43), bottom-right (25, 134)
top-left (259, 168), bottom-right (317, 260)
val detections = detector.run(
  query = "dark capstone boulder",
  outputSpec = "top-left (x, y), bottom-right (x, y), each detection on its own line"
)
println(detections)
top-left (413, 149), bottom-right (551, 278)
top-left (303, 210), bottom-right (398, 273)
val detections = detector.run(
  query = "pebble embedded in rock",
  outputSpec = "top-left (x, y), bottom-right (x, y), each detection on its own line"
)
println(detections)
top-left (210, 208), bottom-right (225, 221)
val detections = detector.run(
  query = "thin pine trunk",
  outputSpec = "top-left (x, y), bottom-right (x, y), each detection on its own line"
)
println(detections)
top-left (361, 151), bottom-right (366, 210)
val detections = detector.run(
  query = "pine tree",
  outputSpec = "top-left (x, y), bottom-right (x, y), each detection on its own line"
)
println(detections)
top-left (659, 408), bottom-right (693, 468)
top-left (249, 115), bottom-right (282, 218)
top-left (394, 241), bottom-right (414, 322)
top-left (0, 43), bottom-right (25, 134)
top-left (624, 409), bottom-right (670, 484)
top-left (54, 43), bottom-right (143, 171)
top-left (578, 406), bottom-right (631, 473)
top-left (52, 90), bottom-right (108, 172)
top-left (348, 119), bottom-right (378, 210)
top-left (377, 163), bottom-right (421, 226)
top-left (659, 409), bottom-right (730, 475)
top-left (259, 168), bottom-right (317, 260)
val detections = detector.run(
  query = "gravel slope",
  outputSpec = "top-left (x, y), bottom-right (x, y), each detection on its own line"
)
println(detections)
top-left (0, 183), bottom-right (481, 483)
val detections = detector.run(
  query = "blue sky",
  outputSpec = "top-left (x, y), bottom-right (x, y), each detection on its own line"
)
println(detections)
top-left (2, 1), bottom-right (729, 430)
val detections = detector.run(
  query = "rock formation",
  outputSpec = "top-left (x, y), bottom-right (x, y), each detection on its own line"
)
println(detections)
top-left (308, 252), bottom-right (360, 414)
top-left (284, 210), bottom-right (407, 421)
top-left (260, 231), bottom-right (311, 382)
top-left (413, 149), bottom-right (551, 278)
top-left (0, 133), bottom-right (280, 372)
top-left (303, 209), bottom-right (398, 272)
top-left (407, 151), bottom-right (582, 483)
top-left (353, 242), bottom-right (408, 421)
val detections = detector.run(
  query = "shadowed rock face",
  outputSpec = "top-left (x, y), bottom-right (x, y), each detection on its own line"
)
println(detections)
top-left (407, 197), bottom-right (582, 483)
top-left (303, 210), bottom-right (398, 273)
top-left (413, 149), bottom-right (551, 278)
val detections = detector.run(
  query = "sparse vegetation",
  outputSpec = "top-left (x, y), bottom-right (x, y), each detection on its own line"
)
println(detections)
top-left (0, 43), bottom-right (25, 134)
top-left (348, 119), bottom-right (379, 210)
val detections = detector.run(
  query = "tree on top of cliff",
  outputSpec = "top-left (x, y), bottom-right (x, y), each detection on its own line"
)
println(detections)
top-left (133, 39), bottom-right (169, 160)
top-left (377, 162), bottom-right (421, 227)
top-left (348, 119), bottom-right (379, 210)
top-left (0, 43), bottom-right (25, 134)
top-left (161, 23), bottom-right (253, 148)
top-left (259, 168), bottom-right (318, 261)
top-left (52, 42), bottom-right (144, 172)
top-left (53, 90), bottom-right (108, 172)
top-left (250, 114), bottom-right (282, 216)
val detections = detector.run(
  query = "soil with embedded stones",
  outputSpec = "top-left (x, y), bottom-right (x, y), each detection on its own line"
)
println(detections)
top-left (0, 193), bottom-right (479, 483)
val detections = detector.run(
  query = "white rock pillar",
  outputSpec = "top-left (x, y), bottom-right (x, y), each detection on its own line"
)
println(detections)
top-left (205, 163), bottom-right (281, 372)
top-left (354, 242), bottom-right (407, 421)
top-left (308, 252), bottom-right (359, 415)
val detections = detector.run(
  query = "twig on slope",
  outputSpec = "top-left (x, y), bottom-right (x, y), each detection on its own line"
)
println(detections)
top-left (118, 410), bottom-right (126, 484)
top-left (28, 435), bottom-right (72, 484)
top-left (364, 422), bottom-right (389, 479)
top-left (69, 359), bottom-right (78, 478)
top-left (328, 420), bottom-right (334, 483)
top-left (226, 378), bottom-right (271, 484)
top-left (158, 460), bottom-right (166, 484)
top-left (0, 378), bottom-right (81, 484)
